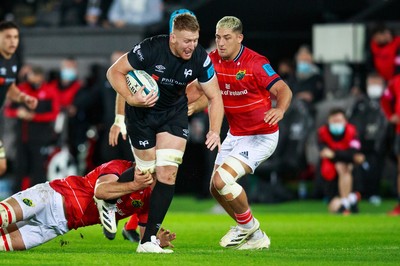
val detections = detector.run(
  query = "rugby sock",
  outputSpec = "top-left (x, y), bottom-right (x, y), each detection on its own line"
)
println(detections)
top-left (235, 209), bottom-right (254, 229)
top-left (141, 181), bottom-right (175, 244)
top-left (0, 228), bottom-right (13, 251)
top-left (348, 193), bottom-right (358, 205)
top-left (125, 214), bottom-right (139, 230)
top-left (341, 198), bottom-right (350, 210)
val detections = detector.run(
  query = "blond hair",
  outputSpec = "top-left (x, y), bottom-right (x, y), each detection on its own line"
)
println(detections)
top-left (173, 14), bottom-right (200, 32)
top-left (216, 16), bottom-right (242, 33)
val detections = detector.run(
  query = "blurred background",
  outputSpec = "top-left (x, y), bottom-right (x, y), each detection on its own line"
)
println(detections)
top-left (0, 0), bottom-right (399, 207)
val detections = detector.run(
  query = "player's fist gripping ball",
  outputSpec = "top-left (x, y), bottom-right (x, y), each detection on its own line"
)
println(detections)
top-left (126, 70), bottom-right (159, 96)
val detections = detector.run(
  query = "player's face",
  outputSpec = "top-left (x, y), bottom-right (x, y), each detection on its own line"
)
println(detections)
top-left (0, 28), bottom-right (19, 59)
top-left (170, 30), bottom-right (199, 60)
top-left (215, 28), bottom-right (243, 61)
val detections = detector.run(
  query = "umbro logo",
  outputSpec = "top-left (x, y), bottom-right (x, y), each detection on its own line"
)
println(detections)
top-left (239, 151), bottom-right (249, 159)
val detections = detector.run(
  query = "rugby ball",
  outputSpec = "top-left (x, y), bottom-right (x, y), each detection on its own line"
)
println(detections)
top-left (126, 70), bottom-right (159, 96)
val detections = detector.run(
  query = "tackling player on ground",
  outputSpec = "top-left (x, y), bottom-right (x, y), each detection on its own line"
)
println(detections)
top-left (0, 160), bottom-right (175, 251)
top-left (189, 16), bottom-right (292, 250)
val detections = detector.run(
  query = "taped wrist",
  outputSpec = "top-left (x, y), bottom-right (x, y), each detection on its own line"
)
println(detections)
top-left (113, 114), bottom-right (127, 135)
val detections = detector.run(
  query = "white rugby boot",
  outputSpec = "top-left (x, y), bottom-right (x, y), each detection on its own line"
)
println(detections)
top-left (237, 230), bottom-right (271, 250)
top-left (136, 235), bottom-right (173, 253)
top-left (93, 197), bottom-right (118, 238)
top-left (219, 218), bottom-right (260, 248)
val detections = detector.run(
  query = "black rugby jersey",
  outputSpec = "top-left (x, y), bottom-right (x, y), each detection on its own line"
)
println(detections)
top-left (0, 53), bottom-right (18, 107)
top-left (127, 35), bottom-right (215, 110)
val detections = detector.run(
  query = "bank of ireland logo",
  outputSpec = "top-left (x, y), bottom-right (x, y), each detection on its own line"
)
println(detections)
top-left (236, 70), bottom-right (246, 80)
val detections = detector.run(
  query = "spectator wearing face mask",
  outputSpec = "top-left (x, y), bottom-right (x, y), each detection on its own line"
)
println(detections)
top-left (317, 108), bottom-right (365, 214)
top-left (380, 73), bottom-right (400, 215)
top-left (349, 73), bottom-right (388, 205)
top-left (50, 57), bottom-right (82, 163)
top-left (289, 45), bottom-right (324, 118)
top-left (4, 65), bottom-right (60, 192)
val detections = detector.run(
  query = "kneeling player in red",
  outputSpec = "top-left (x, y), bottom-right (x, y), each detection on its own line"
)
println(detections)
top-left (0, 160), bottom-right (175, 252)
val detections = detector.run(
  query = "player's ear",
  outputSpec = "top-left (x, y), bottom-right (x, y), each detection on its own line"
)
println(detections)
top-left (170, 33), bottom-right (176, 43)
top-left (237, 33), bottom-right (244, 44)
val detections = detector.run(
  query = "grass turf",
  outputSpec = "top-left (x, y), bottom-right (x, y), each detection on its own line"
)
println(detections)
top-left (2, 197), bottom-right (400, 265)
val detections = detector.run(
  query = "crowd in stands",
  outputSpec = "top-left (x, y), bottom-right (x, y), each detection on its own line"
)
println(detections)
top-left (0, 0), bottom-right (168, 28)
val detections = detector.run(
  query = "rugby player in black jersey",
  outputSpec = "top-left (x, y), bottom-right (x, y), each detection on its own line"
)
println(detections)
top-left (96, 11), bottom-right (224, 253)
top-left (0, 21), bottom-right (38, 176)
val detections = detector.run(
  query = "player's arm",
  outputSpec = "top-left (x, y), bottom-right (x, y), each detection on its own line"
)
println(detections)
top-left (186, 79), bottom-right (208, 116)
top-left (106, 53), bottom-right (157, 108)
top-left (109, 93), bottom-right (127, 146)
top-left (94, 168), bottom-right (153, 200)
top-left (198, 75), bottom-right (224, 151)
top-left (264, 80), bottom-right (292, 125)
top-left (6, 83), bottom-right (38, 110)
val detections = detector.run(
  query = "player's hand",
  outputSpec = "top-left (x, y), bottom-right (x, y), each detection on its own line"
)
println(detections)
top-left (205, 130), bottom-right (220, 151)
top-left (22, 94), bottom-right (38, 110)
top-left (109, 124), bottom-right (126, 146)
top-left (320, 147), bottom-right (335, 159)
top-left (353, 153), bottom-right (365, 164)
top-left (264, 107), bottom-right (284, 125)
top-left (389, 114), bottom-right (400, 124)
top-left (16, 108), bottom-right (34, 121)
top-left (125, 86), bottom-right (158, 108)
top-left (157, 227), bottom-right (176, 248)
top-left (187, 102), bottom-right (196, 116)
top-left (132, 168), bottom-right (153, 190)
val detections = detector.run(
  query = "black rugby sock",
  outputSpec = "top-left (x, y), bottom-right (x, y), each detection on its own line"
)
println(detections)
top-left (141, 181), bottom-right (175, 243)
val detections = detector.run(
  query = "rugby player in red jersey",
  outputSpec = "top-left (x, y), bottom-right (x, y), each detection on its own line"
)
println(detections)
top-left (0, 160), bottom-right (175, 251)
top-left (188, 16), bottom-right (292, 250)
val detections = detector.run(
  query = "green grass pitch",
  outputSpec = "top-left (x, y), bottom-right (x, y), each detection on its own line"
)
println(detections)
top-left (2, 197), bottom-right (400, 266)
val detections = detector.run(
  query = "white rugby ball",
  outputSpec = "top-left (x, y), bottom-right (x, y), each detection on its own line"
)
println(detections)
top-left (126, 70), bottom-right (159, 96)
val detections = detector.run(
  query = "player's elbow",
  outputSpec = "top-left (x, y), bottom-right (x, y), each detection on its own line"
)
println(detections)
top-left (94, 186), bottom-right (113, 200)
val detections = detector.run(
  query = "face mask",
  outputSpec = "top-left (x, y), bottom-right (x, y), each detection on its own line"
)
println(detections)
top-left (61, 68), bottom-right (77, 82)
top-left (329, 123), bottom-right (345, 136)
top-left (296, 61), bottom-right (312, 75)
top-left (367, 84), bottom-right (383, 99)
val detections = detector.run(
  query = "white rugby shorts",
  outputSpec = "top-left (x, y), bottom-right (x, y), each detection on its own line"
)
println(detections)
top-left (215, 131), bottom-right (279, 173)
top-left (12, 182), bottom-right (69, 250)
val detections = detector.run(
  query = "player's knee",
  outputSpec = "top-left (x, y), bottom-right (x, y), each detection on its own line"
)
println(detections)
top-left (134, 156), bottom-right (156, 174)
top-left (0, 202), bottom-right (16, 228)
top-left (156, 149), bottom-right (184, 168)
top-left (215, 167), bottom-right (243, 200)
top-left (212, 156), bottom-right (246, 190)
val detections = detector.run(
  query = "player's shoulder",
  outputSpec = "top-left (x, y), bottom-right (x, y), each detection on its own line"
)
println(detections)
top-left (141, 35), bottom-right (168, 48)
top-left (242, 46), bottom-right (269, 63)
top-left (98, 159), bottom-right (132, 173)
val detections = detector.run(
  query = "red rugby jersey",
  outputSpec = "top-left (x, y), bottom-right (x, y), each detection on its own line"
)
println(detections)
top-left (49, 160), bottom-right (151, 230)
top-left (209, 45), bottom-right (281, 136)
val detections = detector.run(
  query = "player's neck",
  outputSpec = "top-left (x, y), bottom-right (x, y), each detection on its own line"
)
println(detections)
top-left (221, 46), bottom-right (241, 61)
top-left (0, 49), bottom-right (12, 59)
